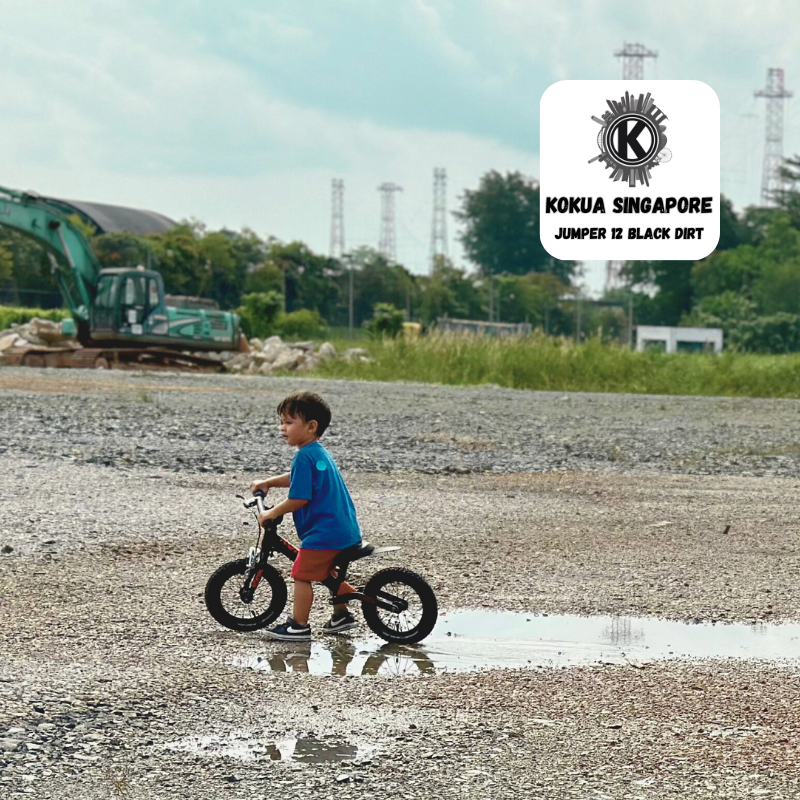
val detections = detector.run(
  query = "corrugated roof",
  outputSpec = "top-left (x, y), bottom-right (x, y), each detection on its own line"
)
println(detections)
top-left (47, 198), bottom-right (176, 235)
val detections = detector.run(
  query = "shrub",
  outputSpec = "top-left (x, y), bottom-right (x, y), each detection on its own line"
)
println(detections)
top-left (274, 309), bottom-right (328, 340)
top-left (363, 303), bottom-right (404, 339)
top-left (235, 291), bottom-right (282, 339)
top-left (683, 295), bottom-right (800, 353)
top-left (0, 306), bottom-right (72, 332)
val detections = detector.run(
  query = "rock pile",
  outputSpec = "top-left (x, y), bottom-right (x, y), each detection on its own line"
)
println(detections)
top-left (224, 335), bottom-right (370, 375)
top-left (0, 319), bottom-right (370, 375)
top-left (0, 318), bottom-right (77, 352)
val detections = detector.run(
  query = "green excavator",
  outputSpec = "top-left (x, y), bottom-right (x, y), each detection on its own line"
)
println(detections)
top-left (0, 185), bottom-right (243, 368)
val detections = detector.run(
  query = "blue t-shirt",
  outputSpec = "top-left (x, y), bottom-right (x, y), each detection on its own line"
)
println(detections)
top-left (288, 441), bottom-right (361, 550)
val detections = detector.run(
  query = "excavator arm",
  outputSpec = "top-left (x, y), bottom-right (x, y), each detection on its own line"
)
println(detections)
top-left (0, 185), bottom-right (101, 322)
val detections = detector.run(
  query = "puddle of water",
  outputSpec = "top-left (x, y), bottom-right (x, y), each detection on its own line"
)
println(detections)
top-left (236, 610), bottom-right (800, 676)
top-left (165, 732), bottom-right (376, 763)
top-left (429, 610), bottom-right (800, 670)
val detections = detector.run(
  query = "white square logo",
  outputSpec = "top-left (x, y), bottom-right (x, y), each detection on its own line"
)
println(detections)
top-left (539, 80), bottom-right (720, 260)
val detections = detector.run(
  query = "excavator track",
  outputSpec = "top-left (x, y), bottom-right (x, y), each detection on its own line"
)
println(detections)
top-left (2, 347), bottom-right (226, 372)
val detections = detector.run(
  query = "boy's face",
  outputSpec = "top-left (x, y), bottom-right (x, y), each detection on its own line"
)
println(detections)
top-left (280, 412), bottom-right (317, 447)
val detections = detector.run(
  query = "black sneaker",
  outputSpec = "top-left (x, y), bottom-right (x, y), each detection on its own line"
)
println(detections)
top-left (265, 618), bottom-right (311, 641)
top-left (322, 610), bottom-right (357, 634)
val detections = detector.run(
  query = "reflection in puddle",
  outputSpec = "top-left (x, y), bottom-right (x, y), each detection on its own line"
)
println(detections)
top-left (237, 610), bottom-right (800, 676)
top-left (236, 641), bottom-right (435, 677)
top-left (267, 736), bottom-right (359, 763)
top-left (166, 732), bottom-right (375, 763)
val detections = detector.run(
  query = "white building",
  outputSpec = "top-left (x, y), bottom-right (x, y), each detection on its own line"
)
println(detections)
top-left (635, 325), bottom-right (723, 354)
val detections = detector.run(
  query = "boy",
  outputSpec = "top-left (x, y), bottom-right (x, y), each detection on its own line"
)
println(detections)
top-left (251, 391), bottom-right (361, 641)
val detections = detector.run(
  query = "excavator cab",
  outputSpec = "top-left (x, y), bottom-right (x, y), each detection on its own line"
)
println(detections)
top-left (91, 267), bottom-right (239, 349)
top-left (91, 268), bottom-right (169, 342)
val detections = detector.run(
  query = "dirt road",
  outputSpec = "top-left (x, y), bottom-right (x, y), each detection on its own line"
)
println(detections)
top-left (1, 369), bottom-right (799, 798)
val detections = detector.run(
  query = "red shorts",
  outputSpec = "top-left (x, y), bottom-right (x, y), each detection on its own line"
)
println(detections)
top-left (291, 548), bottom-right (343, 582)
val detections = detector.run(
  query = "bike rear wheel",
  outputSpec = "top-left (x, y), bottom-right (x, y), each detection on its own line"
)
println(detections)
top-left (205, 559), bottom-right (287, 631)
top-left (362, 568), bottom-right (438, 644)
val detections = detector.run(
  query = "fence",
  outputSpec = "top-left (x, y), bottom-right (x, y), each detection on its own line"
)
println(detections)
top-left (436, 317), bottom-right (532, 337)
top-left (0, 288), bottom-right (64, 309)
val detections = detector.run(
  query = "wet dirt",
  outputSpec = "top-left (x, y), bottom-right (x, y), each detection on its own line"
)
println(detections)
top-left (237, 610), bottom-right (800, 676)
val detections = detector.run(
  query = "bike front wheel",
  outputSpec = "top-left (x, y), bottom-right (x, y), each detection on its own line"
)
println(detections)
top-left (362, 568), bottom-right (438, 644)
top-left (205, 559), bottom-right (287, 632)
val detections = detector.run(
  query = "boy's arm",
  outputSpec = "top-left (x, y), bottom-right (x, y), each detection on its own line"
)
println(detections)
top-left (259, 497), bottom-right (307, 524)
top-left (250, 473), bottom-right (291, 494)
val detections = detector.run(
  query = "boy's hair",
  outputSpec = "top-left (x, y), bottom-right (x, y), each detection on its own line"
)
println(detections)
top-left (277, 392), bottom-right (332, 437)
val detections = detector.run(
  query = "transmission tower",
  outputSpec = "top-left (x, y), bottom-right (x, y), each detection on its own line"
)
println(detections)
top-left (329, 178), bottom-right (345, 259)
top-left (615, 42), bottom-right (658, 80)
top-left (605, 45), bottom-right (657, 293)
top-left (429, 168), bottom-right (448, 273)
top-left (377, 182), bottom-right (402, 261)
top-left (755, 68), bottom-right (793, 205)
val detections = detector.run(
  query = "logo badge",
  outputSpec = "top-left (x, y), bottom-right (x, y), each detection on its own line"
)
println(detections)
top-left (589, 91), bottom-right (671, 187)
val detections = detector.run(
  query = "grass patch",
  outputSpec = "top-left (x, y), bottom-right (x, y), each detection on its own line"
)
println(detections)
top-left (313, 332), bottom-right (800, 399)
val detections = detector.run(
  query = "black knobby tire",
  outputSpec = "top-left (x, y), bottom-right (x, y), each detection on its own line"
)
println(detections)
top-left (362, 568), bottom-right (438, 644)
top-left (204, 559), bottom-right (287, 632)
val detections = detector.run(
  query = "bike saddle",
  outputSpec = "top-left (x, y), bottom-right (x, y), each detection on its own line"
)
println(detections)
top-left (335, 542), bottom-right (375, 565)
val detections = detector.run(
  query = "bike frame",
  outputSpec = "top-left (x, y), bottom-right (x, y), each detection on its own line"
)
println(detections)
top-left (246, 501), bottom-right (405, 614)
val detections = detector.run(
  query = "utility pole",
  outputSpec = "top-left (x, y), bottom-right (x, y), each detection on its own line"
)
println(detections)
top-left (755, 68), bottom-right (793, 205)
top-left (377, 182), bottom-right (402, 261)
top-left (330, 179), bottom-right (345, 259)
top-left (614, 42), bottom-right (658, 80)
top-left (347, 254), bottom-right (354, 340)
top-left (429, 168), bottom-right (448, 273)
top-left (628, 294), bottom-right (634, 348)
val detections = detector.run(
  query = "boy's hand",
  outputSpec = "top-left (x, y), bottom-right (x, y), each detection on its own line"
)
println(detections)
top-left (249, 480), bottom-right (270, 496)
top-left (257, 509), bottom-right (274, 526)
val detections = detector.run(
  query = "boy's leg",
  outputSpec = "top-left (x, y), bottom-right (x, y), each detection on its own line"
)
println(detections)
top-left (331, 570), bottom-right (356, 614)
top-left (292, 580), bottom-right (314, 626)
top-left (331, 578), bottom-right (356, 614)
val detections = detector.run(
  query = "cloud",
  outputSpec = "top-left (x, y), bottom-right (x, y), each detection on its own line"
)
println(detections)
top-left (0, 0), bottom-right (538, 273)
top-left (2, 0), bottom-right (800, 289)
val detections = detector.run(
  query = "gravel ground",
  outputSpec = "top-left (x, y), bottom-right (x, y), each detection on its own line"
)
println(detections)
top-left (1, 367), bottom-right (800, 799)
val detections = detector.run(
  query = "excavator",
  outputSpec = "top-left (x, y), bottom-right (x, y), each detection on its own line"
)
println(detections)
top-left (0, 185), bottom-right (243, 369)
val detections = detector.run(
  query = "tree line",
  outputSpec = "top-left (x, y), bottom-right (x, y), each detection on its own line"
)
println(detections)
top-left (620, 156), bottom-right (800, 352)
top-left (0, 171), bottom-right (580, 338)
top-left (3, 166), bottom-right (800, 351)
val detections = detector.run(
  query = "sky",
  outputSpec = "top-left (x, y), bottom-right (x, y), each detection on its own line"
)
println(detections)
top-left (2, 0), bottom-right (800, 295)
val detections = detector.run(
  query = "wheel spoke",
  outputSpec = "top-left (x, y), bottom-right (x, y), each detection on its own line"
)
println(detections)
top-left (376, 581), bottom-right (424, 634)
top-left (220, 574), bottom-right (273, 622)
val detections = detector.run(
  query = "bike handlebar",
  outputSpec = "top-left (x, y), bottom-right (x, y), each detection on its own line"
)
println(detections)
top-left (236, 491), bottom-right (283, 527)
